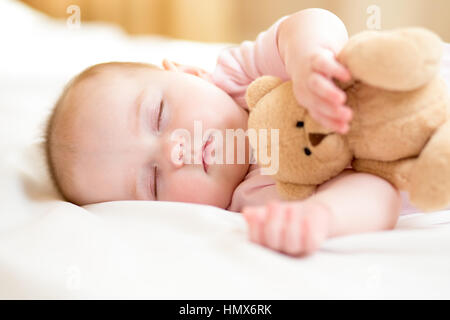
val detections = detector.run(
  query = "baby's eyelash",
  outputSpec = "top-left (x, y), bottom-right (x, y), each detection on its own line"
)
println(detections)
top-left (153, 165), bottom-right (158, 199)
top-left (157, 100), bottom-right (164, 131)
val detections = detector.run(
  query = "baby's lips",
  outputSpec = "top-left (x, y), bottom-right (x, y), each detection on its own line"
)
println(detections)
top-left (203, 137), bottom-right (216, 165)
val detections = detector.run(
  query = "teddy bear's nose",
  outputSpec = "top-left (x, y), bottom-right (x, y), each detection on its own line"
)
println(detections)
top-left (309, 133), bottom-right (328, 147)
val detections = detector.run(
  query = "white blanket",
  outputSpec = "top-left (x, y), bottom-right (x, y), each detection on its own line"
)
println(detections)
top-left (1, 0), bottom-right (450, 299)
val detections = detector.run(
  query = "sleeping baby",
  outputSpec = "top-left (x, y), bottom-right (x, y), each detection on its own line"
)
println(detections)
top-left (45, 9), bottom-right (449, 256)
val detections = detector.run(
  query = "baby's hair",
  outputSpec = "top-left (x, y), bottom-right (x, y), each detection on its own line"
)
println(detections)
top-left (44, 61), bottom-right (160, 202)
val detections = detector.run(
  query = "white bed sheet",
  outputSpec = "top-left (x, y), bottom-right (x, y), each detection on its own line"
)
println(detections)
top-left (1, 0), bottom-right (450, 299)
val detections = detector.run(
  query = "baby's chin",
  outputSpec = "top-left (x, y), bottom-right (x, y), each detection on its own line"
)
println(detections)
top-left (184, 188), bottom-right (234, 209)
top-left (214, 163), bottom-right (250, 209)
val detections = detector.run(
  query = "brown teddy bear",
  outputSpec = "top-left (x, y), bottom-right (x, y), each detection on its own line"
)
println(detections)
top-left (246, 27), bottom-right (450, 212)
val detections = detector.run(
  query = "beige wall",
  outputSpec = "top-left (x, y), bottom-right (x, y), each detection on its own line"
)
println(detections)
top-left (22, 0), bottom-right (450, 42)
top-left (236, 0), bottom-right (450, 42)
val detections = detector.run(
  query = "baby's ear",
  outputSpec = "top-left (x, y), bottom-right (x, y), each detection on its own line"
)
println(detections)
top-left (245, 76), bottom-right (283, 111)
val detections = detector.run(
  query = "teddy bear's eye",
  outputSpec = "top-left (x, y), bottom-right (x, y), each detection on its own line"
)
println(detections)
top-left (304, 147), bottom-right (312, 156)
top-left (296, 121), bottom-right (304, 128)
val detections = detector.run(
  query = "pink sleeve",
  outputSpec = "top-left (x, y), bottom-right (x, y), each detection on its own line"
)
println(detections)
top-left (212, 17), bottom-right (290, 109)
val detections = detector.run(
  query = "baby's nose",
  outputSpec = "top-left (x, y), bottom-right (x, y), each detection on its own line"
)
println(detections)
top-left (169, 134), bottom-right (189, 169)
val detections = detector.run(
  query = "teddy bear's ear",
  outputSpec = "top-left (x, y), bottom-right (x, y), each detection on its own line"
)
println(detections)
top-left (339, 27), bottom-right (443, 91)
top-left (245, 76), bottom-right (283, 111)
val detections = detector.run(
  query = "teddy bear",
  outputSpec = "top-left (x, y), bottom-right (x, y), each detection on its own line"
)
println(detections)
top-left (246, 27), bottom-right (450, 212)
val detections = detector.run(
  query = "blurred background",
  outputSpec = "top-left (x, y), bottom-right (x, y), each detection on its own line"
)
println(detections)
top-left (20, 0), bottom-right (450, 43)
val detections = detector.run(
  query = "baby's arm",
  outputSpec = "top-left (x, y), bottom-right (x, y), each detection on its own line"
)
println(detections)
top-left (211, 8), bottom-right (351, 117)
top-left (242, 170), bottom-right (401, 256)
top-left (278, 8), bottom-right (352, 133)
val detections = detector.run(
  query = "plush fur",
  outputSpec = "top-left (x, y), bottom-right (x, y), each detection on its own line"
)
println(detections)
top-left (246, 27), bottom-right (450, 212)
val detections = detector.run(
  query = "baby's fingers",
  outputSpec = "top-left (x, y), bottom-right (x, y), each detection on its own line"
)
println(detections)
top-left (243, 206), bottom-right (267, 244)
top-left (282, 207), bottom-right (305, 256)
top-left (311, 49), bottom-right (351, 82)
top-left (263, 202), bottom-right (288, 251)
top-left (308, 73), bottom-right (347, 107)
top-left (243, 202), bottom-right (290, 251)
top-left (306, 95), bottom-right (351, 134)
top-left (308, 107), bottom-right (349, 134)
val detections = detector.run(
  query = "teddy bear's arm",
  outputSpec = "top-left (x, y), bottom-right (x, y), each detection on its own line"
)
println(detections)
top-left (351, 157), bottom-right (416, 191)
top-left (276, 181), bottom-right (316, 201)
top-left (408, 120), bottom-right (450, 211)
top-left (353, 120), bottom-right (450, 212)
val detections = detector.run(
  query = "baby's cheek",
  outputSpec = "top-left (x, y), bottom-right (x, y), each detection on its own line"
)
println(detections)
top-left (164, 174), bottom-right (229, 208)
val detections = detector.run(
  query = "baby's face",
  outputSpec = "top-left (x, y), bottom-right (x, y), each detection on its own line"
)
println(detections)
top-left (59, 66), bottom-right (249, 207)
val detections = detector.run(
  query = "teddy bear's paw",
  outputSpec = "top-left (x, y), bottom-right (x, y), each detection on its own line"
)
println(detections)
top-left (276, 181), bottom-right (316, 201)
top-left (409, 121), bottom-right (450, 211)
top-left (339, 27), bottom-right (442, 91)
top-left (242, 201), bottom-right (331, 256)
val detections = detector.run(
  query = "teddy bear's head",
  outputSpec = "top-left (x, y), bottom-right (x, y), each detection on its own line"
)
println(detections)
top-left (246, 76), bottom-right (352, 188)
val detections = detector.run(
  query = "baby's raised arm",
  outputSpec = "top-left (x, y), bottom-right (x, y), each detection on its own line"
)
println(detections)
top-left (277, 8), bottom-right (353, 133)
top-left (243, 171), bottom-right (402, 256)
top-left (213, 8), bottom-right (352, 132)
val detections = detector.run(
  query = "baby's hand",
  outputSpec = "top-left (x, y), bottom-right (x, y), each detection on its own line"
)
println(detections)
top-left (292, 48), bottom-right (353, 134)
top-left (242, 201), bottom-right (332, 256)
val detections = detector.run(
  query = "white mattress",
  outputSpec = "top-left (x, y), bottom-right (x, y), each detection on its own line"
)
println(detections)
top-left (1, 0), bottom-right (450, 299)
